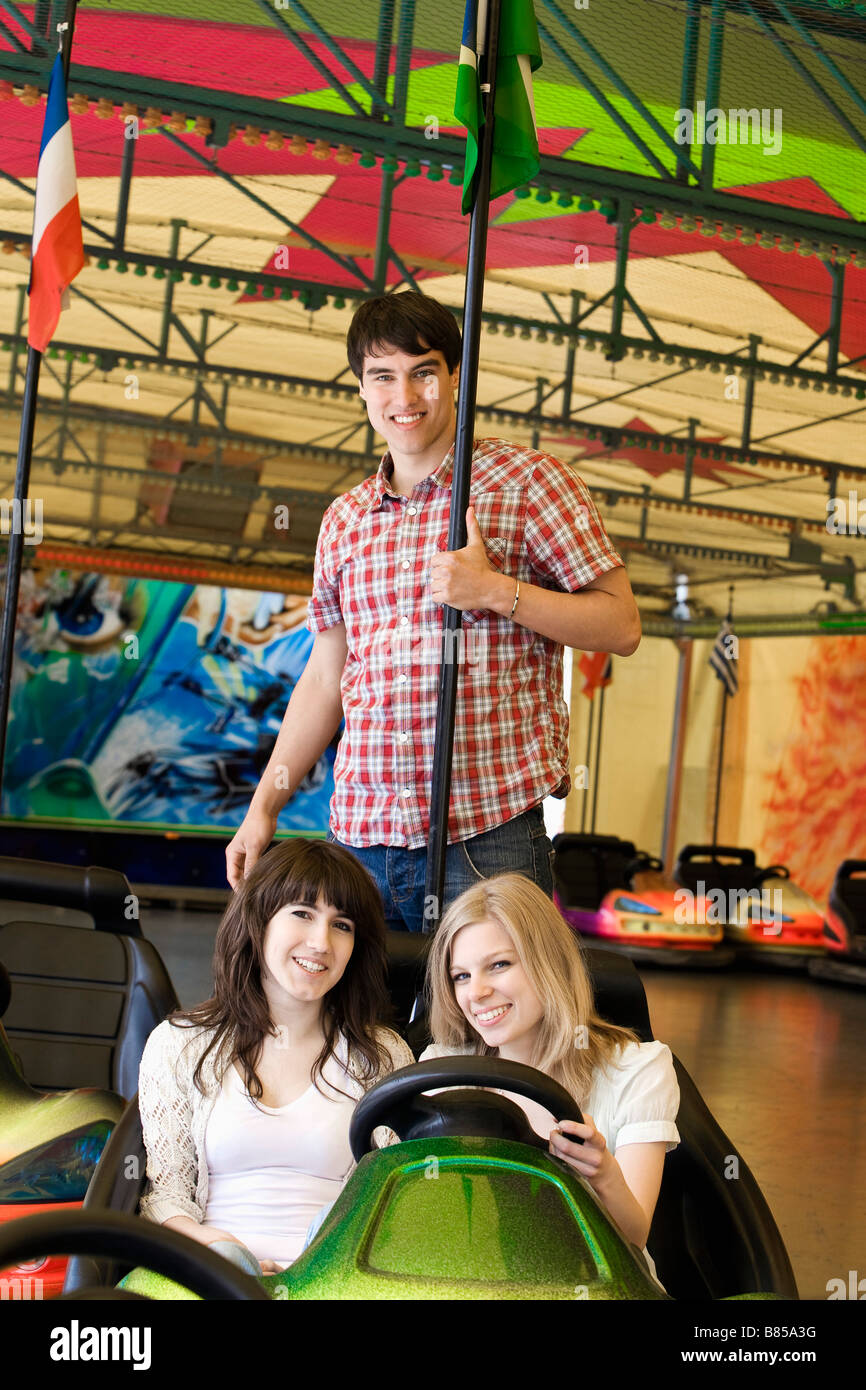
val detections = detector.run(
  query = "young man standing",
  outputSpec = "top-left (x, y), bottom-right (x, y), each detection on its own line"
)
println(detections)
top-left (226, 292), bottom-right (640, 930)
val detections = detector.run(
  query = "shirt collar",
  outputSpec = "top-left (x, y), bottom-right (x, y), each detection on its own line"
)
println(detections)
top-left (369, 443), bottom-right (458, 510)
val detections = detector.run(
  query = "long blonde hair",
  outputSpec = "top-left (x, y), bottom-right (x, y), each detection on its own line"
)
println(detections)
top-left (427, 874), bottom-right (639, 1105)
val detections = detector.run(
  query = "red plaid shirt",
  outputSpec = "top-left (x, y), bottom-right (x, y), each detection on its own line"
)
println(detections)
top-left (307, 438), bottom-right (622, 848)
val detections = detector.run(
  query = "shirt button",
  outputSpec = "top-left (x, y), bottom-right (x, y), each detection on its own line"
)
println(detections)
top-left (407, 506), bottom-right (418, 516)
top-left (402, 788), bottom-right (411, 798)
top-left (399, 615), bottom-right (409, 626)
top-left (396, 673), bottom-right (408, 683)
top-left (398, 732), bottom-right (409, 742)
top-left (401, 560), bottom-right (410, 570)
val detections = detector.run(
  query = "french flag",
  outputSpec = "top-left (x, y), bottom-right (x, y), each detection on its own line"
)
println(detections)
top-left (28, 53), bottom-right (84, 352)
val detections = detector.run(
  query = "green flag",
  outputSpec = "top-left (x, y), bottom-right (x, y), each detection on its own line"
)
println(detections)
top-left (455, 0), bottom-right (543, 215)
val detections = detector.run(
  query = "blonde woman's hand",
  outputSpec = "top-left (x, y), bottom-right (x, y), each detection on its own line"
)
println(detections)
top-left (549, 1114), bottom-right (615, 1189)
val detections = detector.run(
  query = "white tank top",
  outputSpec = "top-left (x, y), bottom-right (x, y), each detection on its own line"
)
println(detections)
top-left (204, 1038), bottom-right (356, 1266)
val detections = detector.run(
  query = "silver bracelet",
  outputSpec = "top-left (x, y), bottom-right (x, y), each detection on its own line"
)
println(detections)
top-left (509, 580), bottom-right (520, 618)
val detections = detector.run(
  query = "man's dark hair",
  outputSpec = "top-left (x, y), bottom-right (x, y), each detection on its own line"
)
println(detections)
top-left (347, 291), bottom-right (462, 379)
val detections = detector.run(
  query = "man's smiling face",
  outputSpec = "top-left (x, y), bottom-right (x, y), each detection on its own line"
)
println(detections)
top-left (359, 344), bottom-right (459, 470)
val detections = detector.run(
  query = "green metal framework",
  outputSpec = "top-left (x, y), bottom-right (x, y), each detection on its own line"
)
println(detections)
top-left (0, 0), bottom-right (865, 588)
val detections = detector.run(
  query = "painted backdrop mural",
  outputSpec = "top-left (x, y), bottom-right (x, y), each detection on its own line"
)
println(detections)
top-left (760, 634), bottom-right (866, 905)
top-left (2, 568), bottom-right (332, 832)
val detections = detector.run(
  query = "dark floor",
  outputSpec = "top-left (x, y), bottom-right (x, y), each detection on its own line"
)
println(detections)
top-left (145, 906), bottom-right (865, 1302)
top-left (640, 965), bottom-right (865, 1302)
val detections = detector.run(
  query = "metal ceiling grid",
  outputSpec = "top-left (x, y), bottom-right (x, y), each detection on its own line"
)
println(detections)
top-left (0, 0), bottom-right (864, 620)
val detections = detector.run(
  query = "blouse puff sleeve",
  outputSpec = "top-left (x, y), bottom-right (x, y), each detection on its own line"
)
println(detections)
top-left (137, 1020), bottom-right (206, 1227)
top-left (605, 1041), bottom-right (681, 1154)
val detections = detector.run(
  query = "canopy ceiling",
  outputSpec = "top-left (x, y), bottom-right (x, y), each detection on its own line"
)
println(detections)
top-left (1, 0), bottom-right (865, 627)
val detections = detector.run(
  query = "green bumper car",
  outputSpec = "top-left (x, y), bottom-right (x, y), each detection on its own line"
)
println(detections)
top-left (0, 926), bottom-right (797, 1302)
top-left (46, 1045), bottom-right (794, 1301)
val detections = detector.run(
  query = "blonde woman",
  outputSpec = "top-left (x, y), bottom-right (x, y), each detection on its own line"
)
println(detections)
top-left (421, 873), bottom-right (679, 1287)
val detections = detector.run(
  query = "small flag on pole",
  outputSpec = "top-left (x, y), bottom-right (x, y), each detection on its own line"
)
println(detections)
top-left (455, 0), bottom-right (542, 215)
top-left (578, 650), bottom-right (612, 700)
top-left (27, 53), bottom-right (84, 353)
top-left (709, 618), bottom-right (738, 696)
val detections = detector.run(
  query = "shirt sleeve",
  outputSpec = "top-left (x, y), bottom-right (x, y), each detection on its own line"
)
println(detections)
top-left (525, 454), bottom-right (623, 592)
top-left (607, 1042), bottom-right (681, 1154)
top-left (306, 501), bottom-right (345, 635)
top-left (137, 1021), bottom-right (206, 1226)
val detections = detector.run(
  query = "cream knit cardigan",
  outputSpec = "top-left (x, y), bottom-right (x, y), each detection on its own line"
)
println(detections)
top-left (138, 1018), bottom-right (415, 1227)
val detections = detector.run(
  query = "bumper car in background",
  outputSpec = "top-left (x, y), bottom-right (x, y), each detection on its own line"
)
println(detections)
top-left (552, 833), bottom-right (735, 968)
top-left (809, 860), bottom-right (866, 989)
top-left (0, 857), bottom-right (178, 1296)
top-left (674, 845), bottom-right (827, 970)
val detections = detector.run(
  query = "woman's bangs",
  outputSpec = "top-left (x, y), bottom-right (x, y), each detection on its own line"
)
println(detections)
top-left (264, 846), bottom-right (369, 932)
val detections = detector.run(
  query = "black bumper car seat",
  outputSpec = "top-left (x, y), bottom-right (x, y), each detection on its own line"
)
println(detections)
top-left (674, 844), bottom-right (759, 902)
top-left (0, 857), bottom-right (179, 1099)
top-left (809, 858), bottom-right (866, 986)
top-left (552, 833), bottom-right (639, 911)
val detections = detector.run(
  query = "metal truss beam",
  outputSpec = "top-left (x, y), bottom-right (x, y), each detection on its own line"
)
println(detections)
top-left (2, 217), bottom-right (863, 400)
top-left (540, 156), bottom-right (866, 256)
top-left (0, 444), bottom-right (332, 509)
top-left (4, 539), bottom-right (315, 592)
top-left (536, 0), bottom-right (702, 182)
top-left (0, 0), bottom-right (43, 45)
top-left (5, 384), bottom-right (865, 545)
top-left (741, 0), bottom-right (866, 158)
top-left (639, 607), bottom-right (866, 638)
top-left (156, 129), bottom-right (376, 292)
top-left (249, 0), bottom-right (368, 121)
top-left (623, 535), bottom-right (790, 570)
top-left (1, 50), bottom-right (865, 255)
top-left (773, 2), bottom-right (866, 120)
top-left (3, 327), bottom-right (864, 484)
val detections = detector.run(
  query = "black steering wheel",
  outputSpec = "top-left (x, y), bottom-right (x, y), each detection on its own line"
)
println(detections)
top-left (0, 1211), bottom-right (270, 1301)
top-left (349, 1055), bottom-right (584, 1161)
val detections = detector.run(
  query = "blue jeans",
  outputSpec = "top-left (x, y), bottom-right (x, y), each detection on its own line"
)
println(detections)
top-left (328, 804), bottom-right (554, 932)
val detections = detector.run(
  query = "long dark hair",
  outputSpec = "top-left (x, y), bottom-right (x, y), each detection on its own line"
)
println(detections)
top-left (173, 839), bottom-right (391, 1099)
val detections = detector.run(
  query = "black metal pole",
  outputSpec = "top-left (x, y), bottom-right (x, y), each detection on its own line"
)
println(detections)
top-left (0, 1), bottom-right (78, 801)
top-left (580, 694), bottom-right (595, 834)
top-left (711, 686), bottom-right (728, 847)
top-left (590, 682), bottom-right (606, 833)
top-left (711, 586), bottom-right (735, 846)
top-left (422, 0), bottom-right (502, 932)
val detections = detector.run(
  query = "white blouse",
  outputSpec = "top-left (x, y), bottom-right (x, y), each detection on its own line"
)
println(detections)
top-left (204, 1041), bottom-right (357, 1267)
top-left (138, 1019), bottom-right (414, 1231)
